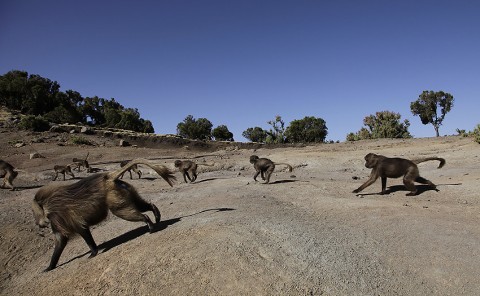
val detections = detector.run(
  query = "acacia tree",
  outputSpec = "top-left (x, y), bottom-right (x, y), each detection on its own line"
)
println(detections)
top-left (347, 111), bottom-right (411, 141)
top-left (410, 90), bottom-right (454, 137)
top-left (176, 115), bottom-right (213, 140)
top-left (242, 127), bottom-right (267, 143)
top-left (285, 116), bottom-right (328, 143)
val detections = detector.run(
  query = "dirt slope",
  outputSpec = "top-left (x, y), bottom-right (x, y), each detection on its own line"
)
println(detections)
top-left (1, 127), bottom-right (479, 295)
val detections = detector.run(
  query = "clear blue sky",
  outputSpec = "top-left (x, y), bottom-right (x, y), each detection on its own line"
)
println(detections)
top-left (1, 0), bottom-right (479, 141)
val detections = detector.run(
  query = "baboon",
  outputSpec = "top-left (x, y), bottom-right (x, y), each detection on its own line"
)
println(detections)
top-left (352, 153), bottom-right (445, 196)
top-left (174, 160), bottom-right (214, 183)
top-left (72, 152), bottom-right (90, 172)
top-left (249, 155), bottom-right (293, 184)
top-left (32, 159), bottom-right (176, 272)
top-left (119, 160), bottom-right (142, 179)
top-left (0, 160), bottom-right (18, 191)
top-left (52, 165), bottom-right (75, 181)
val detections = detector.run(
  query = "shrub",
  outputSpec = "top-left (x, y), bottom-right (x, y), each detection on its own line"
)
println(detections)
top-left (472, 124), bottom-right (480, 144)
top-left (70, 135), bottom-right (93, 146)
top-left (347, 111), bottom-right (411, 141)
top-left (18, 115), bottom-right (50, 132)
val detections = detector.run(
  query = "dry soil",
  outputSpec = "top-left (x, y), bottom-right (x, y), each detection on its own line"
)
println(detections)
top-left (1, 127), bottom-right (479, 295)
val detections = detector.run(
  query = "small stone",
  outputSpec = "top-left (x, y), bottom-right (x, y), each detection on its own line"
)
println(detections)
top-left (29, 152), bottom-right (43, 159)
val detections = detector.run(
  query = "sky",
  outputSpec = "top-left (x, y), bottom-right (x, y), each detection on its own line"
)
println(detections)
top-left (1, 0), bottom-right (479, 142)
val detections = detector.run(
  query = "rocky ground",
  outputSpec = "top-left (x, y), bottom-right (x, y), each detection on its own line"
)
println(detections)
top-left (1, 126), bottom-right (479, 295)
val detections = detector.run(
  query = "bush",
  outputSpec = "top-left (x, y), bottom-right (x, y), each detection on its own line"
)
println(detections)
top-left (18, 115), bottom-right (50, 132)
top-left (472, 124), bottom-right (480, 144)
top-left (70, 135), bottom-right (93, 146)
top-left (285, 116), bottom-right (328, 143)
top-left (456, 128), bottom-right (468, 137)
top-left (347, 111), bottom-right (411, 141)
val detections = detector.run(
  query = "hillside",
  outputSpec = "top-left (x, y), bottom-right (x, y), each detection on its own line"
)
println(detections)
top-left (1, 125), bottom-right (479, 295)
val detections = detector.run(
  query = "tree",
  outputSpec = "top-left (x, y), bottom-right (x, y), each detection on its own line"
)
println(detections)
top-left (18, 115), bottom-right (50, 132)
top-left (266, 115), bottom-right (286, 144)
top-left (347, 111), bottom-right (411, 141)
top-left (410, 90), bottom-right (454, 137)
top-left (0, 70), bottom-right (60, 115)
top-left (176, 115), bottom-right (213, 140)
top-left (0, 70), bottom-right (28, 110)
top-left (1, 70), bottom-right (154, 133)
top-left (285, 116), bottom-right (328, 143)
top-left (141, 119), bottom-right (155, 133)
top-left (212, 125), bottom-right (234, 141)
top-left (242, 127), bottom-right (267, 143)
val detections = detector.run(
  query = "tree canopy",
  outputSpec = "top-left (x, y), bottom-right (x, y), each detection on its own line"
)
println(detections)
top-left (285, 116), bottom-right (328, 143)
top-left (212, 125), bottom-right (234, 141)
top-left (176, 115), bottom-right (213, 140)
top-left (410, 90), bottom-right (454, 137)
top-left (0, 70), bottom-right (154, 133)
top-left (242, 127), bottom-right (268, 143)
top-left (347, 111), bottom-right (411, 141)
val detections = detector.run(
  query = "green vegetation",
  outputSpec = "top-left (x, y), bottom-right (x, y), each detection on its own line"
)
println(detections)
top-left (212, 125), bottom-right (234, 141)
top-left (347, 111), bottom-right (411, 141)
top-left (473, 124), bottom-right (480, 144)
top-left (3, 70), bottom-right (462, 143)
top-left (242, 127), bottom-right (268, 143)
top-left (265, 115), bottom-right (287, 144)
top-left (70, 135), bottom-right (94, 146)
top-left (243, 115), bottom-right (328, 144)
top-left (176, 115), bottom-right (213, 140)
top-left (410, 90), bottom-right (454, 137)
top-left (285, 116), bottom-right (328, 143)
top-left (18, 115), bottom-right (50, 132)
top-left (0, 70), bottom-right (154, 133)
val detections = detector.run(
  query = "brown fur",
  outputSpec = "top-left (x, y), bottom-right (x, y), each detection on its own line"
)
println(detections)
top-left (72, 152), bottom-right (90, 172)
top-left (352, 153), bottom-right (445, 196)
top-left (119, 160), bottom-right (142, 179)
top-left (53, 165), bottom-right (75, 181)
top-left (249, 155), bottom-right (293, 184)
top-left (32, 159), bottom-right (176, 272)
top-left (0, 159), bottom-right (18, 191)
top-left (174, 160), bottom-right (214, 183)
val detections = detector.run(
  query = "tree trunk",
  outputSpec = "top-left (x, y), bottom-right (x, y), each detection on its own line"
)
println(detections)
top-left (434, 125), bottom-right (440, 137)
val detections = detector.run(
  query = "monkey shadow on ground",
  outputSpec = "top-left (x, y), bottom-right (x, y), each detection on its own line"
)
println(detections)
top-left (192, 177), bottom-right (228, 184)
top-left (98, 217), bottom-right (182, 253)
top-left (140, 177), bottom-right (159, 181)
top-left (11, 184), bottom-right (44, 190)
top-left (268, 179), bottom-right (299, 185)
top-left (356, 183), bottom-right (463, 197)
top-left (57, 208), bottom-right (236, 268)
top-left (56, 218), bottom-right (182, 269)
top-left (98, 208), bottom-right (234, 252)
top-left (87, 167), bottom-right (105, 173)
